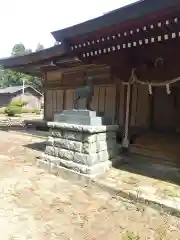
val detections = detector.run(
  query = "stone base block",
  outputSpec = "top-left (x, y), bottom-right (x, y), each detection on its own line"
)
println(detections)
top-left (54, 110), bottom-right (114, 125)
top-left (39, 112), bottom-right (119, 178)
top-left (42, 154), bottom-right (111, 175)
top-left (38, 158), bottom-right (110, 180)
top-left (44, 145), bottom-right (117, 166)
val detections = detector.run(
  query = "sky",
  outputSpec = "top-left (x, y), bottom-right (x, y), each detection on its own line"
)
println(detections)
top-left (0, 0), bottom-right (137, 58)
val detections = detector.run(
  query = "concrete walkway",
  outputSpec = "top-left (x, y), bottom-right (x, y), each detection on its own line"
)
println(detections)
top-left (9, 129), bottom-right (180, 217)
top-left (0, 131), bottom-right (179, 239)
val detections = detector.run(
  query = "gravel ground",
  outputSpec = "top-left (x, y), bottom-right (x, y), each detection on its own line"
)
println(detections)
top-left (0, 131), bottom-right (179, 240)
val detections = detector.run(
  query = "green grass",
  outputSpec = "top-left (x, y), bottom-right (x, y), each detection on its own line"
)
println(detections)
top-left (122, 231), bottom-right (140, 240)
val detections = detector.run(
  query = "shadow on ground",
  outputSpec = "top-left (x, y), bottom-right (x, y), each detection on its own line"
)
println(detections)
top-left (25, 141), bottom-right (46, 152)
top-left (0, 126), bottom-right (24, 131)
top-left (16, 128), bottom-right (180, 187)
top-left (114, 152), bottom-right (180, 186)
top-left (25, 140), bottom-right (180, 186)
top-left (24, 140), bottom-right (180, 187)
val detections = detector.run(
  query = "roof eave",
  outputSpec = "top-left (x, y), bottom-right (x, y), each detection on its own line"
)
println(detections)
top-left (0, 85), bottom-right (43, 96)
top-left (51, 0), bottom-right (180, 41)
top-left (24, 85), bottom-right (43, 96)
top-left (0, 56), bottom-right (82, 77)
top-left (0, 44), bottom-right (67, 69)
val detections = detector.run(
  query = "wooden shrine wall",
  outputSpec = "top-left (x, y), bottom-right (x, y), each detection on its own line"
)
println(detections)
top-left (44, 67), bottom-right (125, 123)
top-left (152, 88), bottom-right (175, 131)
top-left (116, 84), bottom-right (126, 127)
top-left (45, 85), bottom-right (119, 122)
top-left (129, 83), bottom-right (180, 133)
top-left (45, 89), bottom-right (64, 120)
top-left (44, 66), bottom-right (180, 134)
top-left (130, 84), bottom-right (151, 130)
top-left (152, 87), bottom-right (180, 132)
top-left (45, 67), bottom-right (167, 132)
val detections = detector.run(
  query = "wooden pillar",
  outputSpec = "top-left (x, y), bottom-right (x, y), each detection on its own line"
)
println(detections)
top-left (122, 83), bottom-right (132, 149)
top-left (149, 94), bottom-right (154, 130)
top-left (115, 80), bottom-right (120, 124)
top-left (43, 71), bottom-right (47, 121)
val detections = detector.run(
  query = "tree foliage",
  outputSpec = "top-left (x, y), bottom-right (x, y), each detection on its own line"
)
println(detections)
top-left (11, 43), bottom-right (32, 56)
top-left (0, 43), bottom-right (45, 92)
top-left (36, 43), bottom-right (44, 51)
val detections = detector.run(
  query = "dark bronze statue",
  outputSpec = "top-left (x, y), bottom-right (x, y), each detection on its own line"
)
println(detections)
top-left (74, 76), bottom-right (94, 110)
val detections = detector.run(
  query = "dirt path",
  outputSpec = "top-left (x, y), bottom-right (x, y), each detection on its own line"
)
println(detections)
top-left (0, 131), bottom-right (179, 240)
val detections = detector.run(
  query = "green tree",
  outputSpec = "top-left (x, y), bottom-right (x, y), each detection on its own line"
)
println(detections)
top-left (12, 43), bottom-right (24, 56)
top-left (0, 65), bottom-right (4, 87)
top-left (29, 76), bottom-right (42, 91)
top-left (0, 43), bottom-right (42, 92)
top-left (0, 70), bottom-right (30, 87)
top-left (26, 48), bottom-right (33, 54)
top-left (30, 43), bottom-right (45, 91)
top-left (36, 43), bottom-right (44, 51)
top-left (11, 43), bottom-right (32, 56)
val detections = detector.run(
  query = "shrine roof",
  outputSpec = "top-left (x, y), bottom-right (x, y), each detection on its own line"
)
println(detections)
top-left (52, 0), bottom-right (180, 41)
top-left (0, 44), bottom-right (73, 76)
top-left (0, 44), bottom-right (66, 69)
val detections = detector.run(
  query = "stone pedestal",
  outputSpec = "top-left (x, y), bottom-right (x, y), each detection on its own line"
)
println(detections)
top-left (39, 110), bottom-right (118, 178)
top-left (54, 109), bottom-right (115, 125)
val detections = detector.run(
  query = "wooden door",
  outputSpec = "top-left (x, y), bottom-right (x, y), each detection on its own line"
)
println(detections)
top-left (153, 88), bottom-right (175, 132)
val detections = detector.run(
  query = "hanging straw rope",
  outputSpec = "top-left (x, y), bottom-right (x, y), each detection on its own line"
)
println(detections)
top-left (123, 68), bottom-right (180, 86)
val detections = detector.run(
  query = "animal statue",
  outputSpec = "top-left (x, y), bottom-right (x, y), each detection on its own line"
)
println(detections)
top-left (74, 76), bottom-right (94, 110)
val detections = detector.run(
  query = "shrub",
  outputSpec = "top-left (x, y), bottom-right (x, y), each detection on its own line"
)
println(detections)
top-left (10, 99), bottom-right (27, 107)
top-left (21, 108), bottom-right (41, 115)
top-left (122, 231), bottom-right (140, 240)
top-left (32, 108), bottom-right (41, 115)
top-left (4, 99), bottom-right (26, 117)
top-left (21, 108), bottom-right (33, 113)
top-left (0, 107), bottom-right (5, 114)
top-left (5, 105), bottom-right (22, 116)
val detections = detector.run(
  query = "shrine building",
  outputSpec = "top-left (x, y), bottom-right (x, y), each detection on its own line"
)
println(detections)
top-left (1, 0), bottom-right (180, 166)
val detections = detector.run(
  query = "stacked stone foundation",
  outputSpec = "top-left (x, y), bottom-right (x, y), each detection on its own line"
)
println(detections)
top-left (41, 122), bottom-right (118, 177)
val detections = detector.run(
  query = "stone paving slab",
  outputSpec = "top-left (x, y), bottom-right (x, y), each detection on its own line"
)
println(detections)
top-left (94, 168), bottom-right (180, 217)
top-left (38, 156), bottom-right (180, 217)
top-left (5, 130), bottom-right (180, 216)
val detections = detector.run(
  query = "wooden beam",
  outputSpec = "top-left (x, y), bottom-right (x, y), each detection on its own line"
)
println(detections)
top-left (45, 75), bottom-right (113, 90)
top-left (61, 64), bottom-right (109, 74)
top-left (43, 71), bottom-right (48, 121)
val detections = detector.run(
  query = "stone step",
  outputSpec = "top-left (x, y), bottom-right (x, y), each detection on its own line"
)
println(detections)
top-left (130, 145), bottom-right (179, 167)
top-left (54, 114), bottom-right (103, 126)
top-left (54, 112), bottom-right (114, 126)
top-left (59, 110), bottom-right (97, 117)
